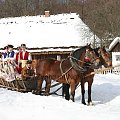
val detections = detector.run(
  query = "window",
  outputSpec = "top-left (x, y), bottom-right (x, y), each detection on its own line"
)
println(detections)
top-left (116, 55), bottom-right (120, 61)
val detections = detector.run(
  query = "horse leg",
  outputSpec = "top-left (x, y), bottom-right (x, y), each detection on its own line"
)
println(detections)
top-left (62, 83), bottom-right (65, 97)
top-left (70, 81), bottom-right (76, 102)
top-left (88, 79), bottom-right (93, 105)
top-left (35, 77), bottom-right (43, 95)
top-left (44, 78), bottom-right (51, 96)
top-left (81, 79), bottom-right (86, 105)
top-left (62, 83), bottom-right (70, 100)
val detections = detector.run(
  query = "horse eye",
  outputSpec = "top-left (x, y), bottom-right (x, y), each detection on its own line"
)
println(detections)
top-left (91, 51), bottom-right (94, 54)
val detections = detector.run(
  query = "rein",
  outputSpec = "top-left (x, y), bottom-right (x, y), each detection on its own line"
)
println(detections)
top-left (69, 56), bottom-right (95, 72)
top-left (60, 59), bottom-right (72, 84)
top-left (59, 55), bottom-right (95, 83)
top-left (84, 72), bottom-right (95, 78)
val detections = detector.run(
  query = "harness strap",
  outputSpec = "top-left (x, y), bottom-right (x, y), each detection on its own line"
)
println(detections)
top-left (60, 59), bottom-right (72, 84)
top-left (84, 72), bottom-right (95, 78)
top-left (41, 66), bottom-right (73, 91)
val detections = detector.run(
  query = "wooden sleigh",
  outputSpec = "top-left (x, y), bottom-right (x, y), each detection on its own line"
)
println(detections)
top-left (0, 63), bottom-right (63, 95)
top-left (0, 74), bottom-right (63, 96)
top-left (0, 60), bottom-right (38, 93)
top-left (0, 76), bottom-right (37, 92)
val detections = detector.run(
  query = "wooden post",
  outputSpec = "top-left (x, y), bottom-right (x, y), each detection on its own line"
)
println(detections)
top-left (45, 11), bottom-right (50, 17)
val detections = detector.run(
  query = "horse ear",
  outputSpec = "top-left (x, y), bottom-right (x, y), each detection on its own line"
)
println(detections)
top-left (86, 43), bottom-right (92, 51)
top-left (103, 46), bottom-right (105, 49)
top-left (89, 43), bottom-right (92, 49)
top-left (87, 43), bottom-right (91, 46)
top-left (102, 46), bottom-right (106, 51)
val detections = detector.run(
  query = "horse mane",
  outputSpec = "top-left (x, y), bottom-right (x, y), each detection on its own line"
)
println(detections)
top-left (71, 45), bottom-right (88, 59)
top-left (69, 45), bottom-right (89, 72)
top-left (94, 47), bottom-right (100, 57)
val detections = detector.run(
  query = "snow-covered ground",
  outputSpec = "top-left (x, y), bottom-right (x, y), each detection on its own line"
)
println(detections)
top-left (0, 73), bottom-right (120, 120)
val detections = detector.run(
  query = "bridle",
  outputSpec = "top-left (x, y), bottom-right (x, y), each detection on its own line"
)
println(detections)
top-left (85, 50), bottom-right (100, 64)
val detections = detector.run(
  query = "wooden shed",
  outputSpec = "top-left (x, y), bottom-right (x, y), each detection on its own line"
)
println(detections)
top-left (109, 37), bottom-right (120, 71)
top-left (29, 46), bottom-right (80, 60)
top-left (109, 37), bottom-right (120, 52)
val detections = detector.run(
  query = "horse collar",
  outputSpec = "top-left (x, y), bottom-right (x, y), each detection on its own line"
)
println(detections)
top-left (69, 56), bottom-right (87, 73)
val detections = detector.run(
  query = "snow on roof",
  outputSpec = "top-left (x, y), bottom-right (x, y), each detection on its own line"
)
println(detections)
top-left (0, 47), bottom-right (78, 53)
top-left (0, 13), bottom-right (100, 49)
top-left (109, 37), bottom-right (120, 51)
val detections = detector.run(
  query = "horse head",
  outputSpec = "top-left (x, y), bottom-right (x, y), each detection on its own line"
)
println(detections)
top-left (70, 45), bottom-right (101, 71)
top-left (84, 44), bottom-right (101, 68)
top-left (95, 46), bottom-right (112, 68)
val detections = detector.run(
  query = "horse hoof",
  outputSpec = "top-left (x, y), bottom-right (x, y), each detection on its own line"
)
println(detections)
top-left (82, 102), bottom-right (86, 105)
top-left (44, 93), bottom-right (49, 96)
top-left (88, 102), bottom-right (94, 106)
top-left (33, 90), bottom-right (40, 95)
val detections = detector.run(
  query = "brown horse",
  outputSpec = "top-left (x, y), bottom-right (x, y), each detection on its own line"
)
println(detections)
top-left (79, 47), bottom-right (112, 104)
top-left (97, 46), bottom-right (112, 67)
top-left (63, 46), bottom-right (112, 105)
top-left (34, 45), bottom-right (101, 103)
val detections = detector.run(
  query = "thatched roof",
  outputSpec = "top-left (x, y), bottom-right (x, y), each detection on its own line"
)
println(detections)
top-left (0, 13), bottom-right (100, 51)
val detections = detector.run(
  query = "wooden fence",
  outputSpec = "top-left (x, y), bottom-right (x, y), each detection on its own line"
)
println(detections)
top-left (94, 65), bottom-right (120, 75)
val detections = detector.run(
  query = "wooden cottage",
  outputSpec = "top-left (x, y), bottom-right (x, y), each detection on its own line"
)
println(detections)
top-left (0, 13), bottom-right (100, 60)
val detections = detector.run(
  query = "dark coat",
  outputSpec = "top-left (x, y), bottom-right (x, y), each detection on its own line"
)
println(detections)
top-left (21, 65), bottom-right (35, 80)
